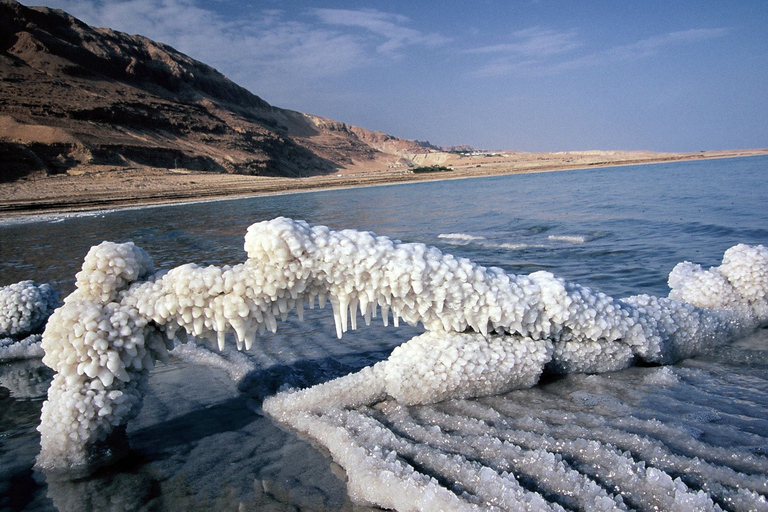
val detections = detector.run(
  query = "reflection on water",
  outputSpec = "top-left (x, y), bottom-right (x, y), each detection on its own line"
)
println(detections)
top-left (1, 156), bottom-right (767, 510)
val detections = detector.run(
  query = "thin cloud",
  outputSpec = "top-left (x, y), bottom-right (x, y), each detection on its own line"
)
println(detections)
top-left (310, 8), bottom-right (451, 54)
top-left (468, 27), bottom-right (582, 58)
top-left (607, 28), bottom-right (730, 61)
top-left (471, 26), bottom-right (730, 78)
top-left (27, 0), bottom-right (448, 84)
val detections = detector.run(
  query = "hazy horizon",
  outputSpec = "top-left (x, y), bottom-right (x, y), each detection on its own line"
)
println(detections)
top-left (18, 0), bottom-right (768, 153)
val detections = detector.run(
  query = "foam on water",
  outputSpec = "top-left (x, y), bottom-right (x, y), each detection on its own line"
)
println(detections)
top-left (498, 242), bottom-right (549, 250)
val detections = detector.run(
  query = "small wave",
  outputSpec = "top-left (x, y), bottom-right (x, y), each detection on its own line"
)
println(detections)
top-left (437, 233), bottom-right (485, 241)
top-left (496, 242), bottom-right (548, 250)
top-left (46, 210), bottom-right (113, 223)
top-left (548, 234), bottom-right (588, 244)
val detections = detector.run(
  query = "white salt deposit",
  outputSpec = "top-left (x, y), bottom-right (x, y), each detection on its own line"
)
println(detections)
top-left (382, 331), bottom-right (553, 405)
top-left (0, 280), bottom-right (58, 339)
top-left (0, 280), bottom-right (57, 363)
top-left (0, 334), bottom-right (44, 362)
top-left (37, 242), bottom-right (173, 470)
top-left (35, 216), bottom-right (768, 505)
top-left (498, 242), bottom-right (548, 250)
top-left (169, 340), bottom-right (256, 382)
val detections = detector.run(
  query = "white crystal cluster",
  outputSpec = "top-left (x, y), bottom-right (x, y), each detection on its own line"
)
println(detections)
top-left (37, 217), bottom-right (768, 474)
top-left (668, 243), bottom-right (768, 319)
top-left (37, 242), bottom-right (173, 471)
top-left (0, 280), bottom-right (57, 362)
top-left (382, 331), bottom-right (554, 405)
top-left (0, 280), bottom-right (57, 339)
top-left (269, 374), bottom-right (768, 512)
top-left (0, 334), bottom-right (44, 362)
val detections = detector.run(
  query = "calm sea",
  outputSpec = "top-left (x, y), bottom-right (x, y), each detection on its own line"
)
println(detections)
top-left (1, 155), bottom-right (767, 511)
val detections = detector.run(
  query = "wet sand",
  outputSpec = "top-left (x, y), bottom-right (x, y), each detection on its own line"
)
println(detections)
top-left (1, 149), bottom-right (765, 219)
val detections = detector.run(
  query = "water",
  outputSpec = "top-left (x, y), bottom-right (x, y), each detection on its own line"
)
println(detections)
top-left (1, 155), bottom-right (767, 511)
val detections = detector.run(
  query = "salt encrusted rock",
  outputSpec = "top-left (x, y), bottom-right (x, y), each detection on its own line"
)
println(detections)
top-left (73, 241), bottom-right (154, 303)
top-left (37, 241), bottom-right (171, 471)
top-left (0, 281), bottom-right (57, 363)
top-left (36, 217), bottom-right (768, 474)
top-left (383, 331), bottom-right (554, 405)
top-left (0, 280), bottom-right (58, 339)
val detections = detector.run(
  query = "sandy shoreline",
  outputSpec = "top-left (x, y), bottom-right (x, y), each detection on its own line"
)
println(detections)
top-left (1, 149), bottom-right (765, 220)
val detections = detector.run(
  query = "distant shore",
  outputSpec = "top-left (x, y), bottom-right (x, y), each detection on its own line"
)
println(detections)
top-left (1, 148), bottom-right (766, 220)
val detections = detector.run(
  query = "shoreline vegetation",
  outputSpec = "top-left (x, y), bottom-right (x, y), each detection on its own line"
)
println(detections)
top-left (1, 148), bottom-right (765, 220)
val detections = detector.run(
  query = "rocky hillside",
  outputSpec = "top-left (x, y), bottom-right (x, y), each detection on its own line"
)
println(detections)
top-left (0, 0), bottom-right (439, 182)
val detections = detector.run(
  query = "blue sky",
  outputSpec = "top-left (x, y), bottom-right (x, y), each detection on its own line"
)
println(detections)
top-left (21, 0), bottom-right (768, 151)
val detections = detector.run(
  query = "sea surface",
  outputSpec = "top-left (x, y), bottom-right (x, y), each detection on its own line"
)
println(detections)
top-left (1, 155), bottom-right (767, 511)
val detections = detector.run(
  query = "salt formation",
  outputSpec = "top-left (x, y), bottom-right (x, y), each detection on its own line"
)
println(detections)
top-left (0, 334), bottom-right (44, 362)
top-left (0, 280), bottom-right (57, 362)
top-left (37, 242), bottom-right (173, 471)
top-left (0, 280), bottom-right (58, 339)
top-left (170, 340), bottom-right (256, 382)
top-left (36, 217), bottom-right (768, 483)
top-left (382, 331), bottom-right (553, 405)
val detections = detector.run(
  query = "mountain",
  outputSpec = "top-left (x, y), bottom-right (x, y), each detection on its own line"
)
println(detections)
top-left (0, 0), bottom-right (440, 182)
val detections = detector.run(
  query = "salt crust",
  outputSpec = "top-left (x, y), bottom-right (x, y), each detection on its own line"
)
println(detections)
top-left (169, 340), bottom-right (256, 382)
top-left (35, 218), bottom-right (768, 486)
top-left (0, 334), bottom-right (44, 362)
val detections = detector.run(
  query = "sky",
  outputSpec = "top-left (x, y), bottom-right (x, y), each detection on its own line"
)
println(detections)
top-left (19, 0), bottom-right (768, 152)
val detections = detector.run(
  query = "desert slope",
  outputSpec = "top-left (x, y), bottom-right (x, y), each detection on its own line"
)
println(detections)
top-left (0, 0), bottom-right (434, 181)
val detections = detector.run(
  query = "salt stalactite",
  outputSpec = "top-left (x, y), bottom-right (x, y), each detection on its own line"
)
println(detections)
top-left (36, 217), bottom-right (768, 475)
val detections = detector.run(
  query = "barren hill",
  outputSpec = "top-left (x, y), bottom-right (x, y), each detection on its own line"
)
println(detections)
top-left (0, 0), bottom-right (438, 181)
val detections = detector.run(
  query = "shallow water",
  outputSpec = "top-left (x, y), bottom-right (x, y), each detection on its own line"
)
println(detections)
top-left (1, 155), bottom-right (767, 511)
